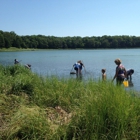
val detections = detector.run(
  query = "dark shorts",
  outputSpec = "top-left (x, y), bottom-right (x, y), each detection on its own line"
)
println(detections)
top-left (74, 67), bottom-right (78, 71)
top-left (117, 76), bottom-right (124, 84)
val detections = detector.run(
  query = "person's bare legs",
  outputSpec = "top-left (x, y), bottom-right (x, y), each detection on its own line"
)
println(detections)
top-left (76, 70), bottom-right (78, 77)
top-left (78, 69), bottom-right (82, 77)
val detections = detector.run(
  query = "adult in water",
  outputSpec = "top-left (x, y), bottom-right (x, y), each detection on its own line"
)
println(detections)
top-left (112, 58), bottom-right (127, 85)
top-left (73, 60), bottom-right (85, 77)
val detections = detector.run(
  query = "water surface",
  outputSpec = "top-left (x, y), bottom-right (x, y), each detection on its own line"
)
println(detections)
top-left (0, 49), bottom-right (139, 91)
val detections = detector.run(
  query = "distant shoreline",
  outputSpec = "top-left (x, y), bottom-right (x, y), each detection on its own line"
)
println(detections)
top-left (0, 47), bottom-right (38, 52)
top-left (0, 47), bottom-right (140, 52)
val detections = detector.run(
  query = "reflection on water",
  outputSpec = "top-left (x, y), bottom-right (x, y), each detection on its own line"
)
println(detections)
top-left (128, 80), bottom-right (134, 87)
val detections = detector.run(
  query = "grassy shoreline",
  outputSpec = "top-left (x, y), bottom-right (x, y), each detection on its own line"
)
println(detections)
top-left (0, 47), bottom-right (79, 52)
top-left (1, 47), bottom-right (139, 52)
top-left (0, 65), bottom-right (140, 140)
top-left (0, 47), bottom-right (38, 52)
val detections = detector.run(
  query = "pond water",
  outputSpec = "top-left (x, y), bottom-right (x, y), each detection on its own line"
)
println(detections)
top-left (0, 49), bottom-right (139, 91)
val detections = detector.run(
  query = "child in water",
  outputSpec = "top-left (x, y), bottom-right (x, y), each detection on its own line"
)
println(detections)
top-left (101, 69), bottom-right (106, 80)
top-left (126, 69), bottom-right (134, 80)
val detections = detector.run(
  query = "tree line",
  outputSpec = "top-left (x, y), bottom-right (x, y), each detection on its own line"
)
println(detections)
top-left (0, 30), bottom-right (140, 49)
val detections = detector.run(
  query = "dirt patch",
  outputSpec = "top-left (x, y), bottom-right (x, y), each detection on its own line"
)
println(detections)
top-left (46, 106), bottom-right (72, 125)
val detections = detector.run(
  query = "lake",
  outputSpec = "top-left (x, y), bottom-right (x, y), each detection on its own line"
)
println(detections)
top-left (0, 49), bottom-right (139, 91)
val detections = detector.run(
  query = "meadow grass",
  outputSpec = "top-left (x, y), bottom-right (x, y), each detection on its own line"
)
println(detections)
top-left (0, 65), bottom-right (140, 140)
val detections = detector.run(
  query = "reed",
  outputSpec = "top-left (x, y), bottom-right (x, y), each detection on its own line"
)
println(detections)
top-left (0, 65), bottom-right (140, 140)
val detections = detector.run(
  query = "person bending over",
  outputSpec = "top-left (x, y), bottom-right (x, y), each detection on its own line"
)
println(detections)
top-left (25, 64), bottom-right (31, 70)
top-left (73, 60), bottom-right (85, 76)
top-left (126, 69), bottom-right (134, 80)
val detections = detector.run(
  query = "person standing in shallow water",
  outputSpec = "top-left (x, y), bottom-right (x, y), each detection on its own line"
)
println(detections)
top-left (101, 69), bottom-right (106, 80)
top-left (14, 59), bottom-right (19, 64)
top-left (112, 58), bottom-right (127, 85)
top-left (73, 60), bottom-right (85, 77)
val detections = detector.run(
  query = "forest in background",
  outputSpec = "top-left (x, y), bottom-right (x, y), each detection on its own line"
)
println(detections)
top-left (0, 30), bottom-right (140, 49)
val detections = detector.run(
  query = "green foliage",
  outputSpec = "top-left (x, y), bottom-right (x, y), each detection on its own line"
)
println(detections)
top-left (1, 30), bottom-right (140, 49)
top-left (0, 32), bottom-right (5, 48)
top-left (0, 65), bottom-right (140, 140)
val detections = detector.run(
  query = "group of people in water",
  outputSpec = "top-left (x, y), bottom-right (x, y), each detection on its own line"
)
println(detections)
top-left (73, 59), bottom-right (134, 85)
top-left (15, 58), bottom-right (134, 86)
top-left (14, 59), bottom-right (31, 70)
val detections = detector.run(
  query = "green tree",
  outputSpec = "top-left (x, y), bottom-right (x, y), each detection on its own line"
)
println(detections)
top-left (4, 38), bottom-right (11, 48)
top-left (0, 33), bottom-right (5, 48)
top-left (13, 36), bottom-right (22, 48)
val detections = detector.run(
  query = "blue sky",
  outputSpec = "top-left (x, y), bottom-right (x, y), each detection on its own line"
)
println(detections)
top-left (1, 0), bottom-right (140, 37)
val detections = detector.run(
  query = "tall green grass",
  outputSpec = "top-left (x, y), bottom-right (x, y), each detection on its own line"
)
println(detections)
top-left (0, 65), bottom-right (140, 140)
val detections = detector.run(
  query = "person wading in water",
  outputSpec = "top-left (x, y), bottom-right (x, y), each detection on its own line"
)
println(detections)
top-left (73, 60), bottom-right (85, 77)
top-left (112, 58), bottom-right (127, 85)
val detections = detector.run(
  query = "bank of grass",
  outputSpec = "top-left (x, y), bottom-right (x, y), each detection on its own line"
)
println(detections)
top-left (0, 47), bottom-right (82, 52)
top-left (0, 65), bottom-right (140, 140)
top-left (0, 47), bottom-right (37, 52)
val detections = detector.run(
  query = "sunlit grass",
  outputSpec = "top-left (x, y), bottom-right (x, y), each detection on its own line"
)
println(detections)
top-left (0, 65), bottom-right (140, 140)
